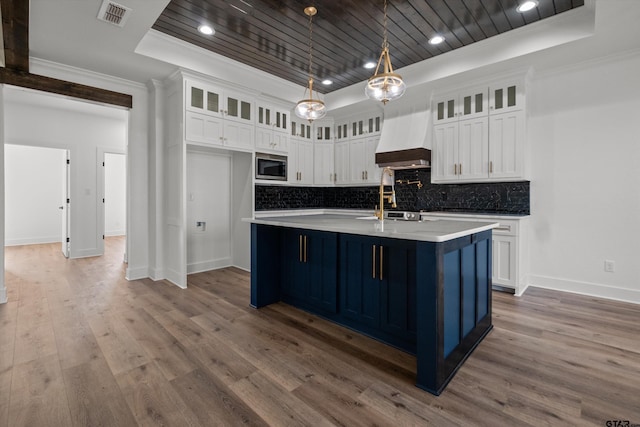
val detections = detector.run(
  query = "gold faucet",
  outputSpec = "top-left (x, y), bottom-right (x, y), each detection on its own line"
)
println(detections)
top-left (375, 167), bottom-right (397, 221)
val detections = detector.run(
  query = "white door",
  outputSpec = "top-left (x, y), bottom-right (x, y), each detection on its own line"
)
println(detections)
top-left (61, 151), bottom-right (70, 258)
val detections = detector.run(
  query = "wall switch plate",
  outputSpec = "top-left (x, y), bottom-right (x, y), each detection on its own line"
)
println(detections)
top-left (604, 260), bottom-right (615, 273)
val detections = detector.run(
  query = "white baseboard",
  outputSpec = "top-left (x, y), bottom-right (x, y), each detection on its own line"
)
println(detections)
top-left (105, 230), bottom-right (126, 237)
top-left (187, 258), bottom-right (232, 275)
top-left (165, 268), bottom-right (187, 289)
top-left (233, 264), bottom-right (250, 273)
top-left (148, 267), bottom-right (164, 281)
top-left (126, 266), bottom-right (149, 281)
top-left (528, 275), bottom-right (640, 305)
top-left (0, 287), bottom-right (7, 304)
top-left (5, 236), bottom-right (61, 246)
top-left (70, 249), bottom-right (102, 259)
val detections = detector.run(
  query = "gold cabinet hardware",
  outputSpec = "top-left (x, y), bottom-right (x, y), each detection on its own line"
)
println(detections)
top-left (489, 161), bottom-right (493, 174)
top-left (459, 163), bottom-right (462, 175)
top-left (304, 235), bottom-right (308, 263)
top-left (299, 235), bottom-right (303, 262)
top-left (372, 245), bottom-right (376, 279)
top-left (454, 164), bottom-right (457, 175)
top-left (379, 246), bottom-right (384, 280)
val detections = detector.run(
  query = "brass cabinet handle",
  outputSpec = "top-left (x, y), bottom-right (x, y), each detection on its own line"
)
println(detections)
top-left (304, 235), bottom-right (308, 263)
top-left (489, 161), bottom-right (493, 174)
top-left (365, 171), bottom-right (368, 180)
top-left (372, 245), bottom-right (376, 279)
top-left (299, 235), bottom-right (303, 262)
top-left (459, 163), bottom-right (462, 175)
top-left (379, 246), bottom-right (384, 280)
top-left (454, 164), bottom-right (457, 175)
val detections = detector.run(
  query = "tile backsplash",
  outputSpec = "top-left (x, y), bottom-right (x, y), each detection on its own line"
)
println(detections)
top-left (256, 169), bottom-right (529, 215)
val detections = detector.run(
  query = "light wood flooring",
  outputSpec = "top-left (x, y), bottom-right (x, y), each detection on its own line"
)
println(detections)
top-left (1, 237), bottom-right (639, 426)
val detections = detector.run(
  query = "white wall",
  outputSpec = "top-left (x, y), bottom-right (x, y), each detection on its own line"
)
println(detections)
top-left (0, 87), bottom-right (5, 304)
top-left (4, 145), bottom-right (66, 245)
top-left (29, 59), bottom-right (150, 280)
top-left (231, 151), bottom-right (253, 271)
top-left (186, 148), bottom-right (232, 273)
top-left (104, 152), bottom-right (126, 236)
top-left (528, 52), bottom-right (640, 303)
top-left (3, 87), bottom-right (127, 258)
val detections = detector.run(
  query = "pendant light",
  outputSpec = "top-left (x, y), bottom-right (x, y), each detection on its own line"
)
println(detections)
top-left (365, 0), bottom-right (406, 104)
top-left (294, 6), bottom-right (327, 122)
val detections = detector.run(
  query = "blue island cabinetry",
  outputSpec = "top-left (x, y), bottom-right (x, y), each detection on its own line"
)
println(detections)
top-left (250, 222), bottom-right (492, 395)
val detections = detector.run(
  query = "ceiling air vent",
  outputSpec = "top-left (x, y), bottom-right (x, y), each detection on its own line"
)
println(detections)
top-left (97, 0), bottom-right (132, 27)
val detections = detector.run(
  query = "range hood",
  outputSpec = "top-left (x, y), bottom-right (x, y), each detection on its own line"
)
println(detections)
top-left (375, 107), bottom-right (432, 169)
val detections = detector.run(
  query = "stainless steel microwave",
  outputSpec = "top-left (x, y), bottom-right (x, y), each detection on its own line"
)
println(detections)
top-left (255, 153), bottom-right (287, 181)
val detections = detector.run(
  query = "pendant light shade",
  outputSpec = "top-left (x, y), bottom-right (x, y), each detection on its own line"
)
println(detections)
top-left (365, 0), bottom-right (406, 104)
top-left (295, 6), bottom-right (326, 122)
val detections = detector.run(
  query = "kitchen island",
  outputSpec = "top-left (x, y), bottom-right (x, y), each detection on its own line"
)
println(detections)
top-left (249, 213), bottom-right (497, 395)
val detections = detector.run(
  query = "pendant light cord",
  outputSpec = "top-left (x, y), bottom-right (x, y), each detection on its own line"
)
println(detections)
top-left (382, 0), bottom-right (389, 50)
top-left (307, 8), bottom-right (314, 85)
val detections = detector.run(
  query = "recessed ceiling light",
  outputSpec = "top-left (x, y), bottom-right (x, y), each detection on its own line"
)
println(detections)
top-left (322, 79), bottom-right (333, 85)
top-left (364, 61), bottom-right (376, 69)
top-left (428, 35), bottom-right (445, 45)
top-left (198, 24), bottom-right (215, 35)
top-left (516, 1), bottom-right (539, 13)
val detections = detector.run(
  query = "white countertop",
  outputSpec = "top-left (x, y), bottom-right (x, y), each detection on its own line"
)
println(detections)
top-left (247, 213), bottom-right (498, 243)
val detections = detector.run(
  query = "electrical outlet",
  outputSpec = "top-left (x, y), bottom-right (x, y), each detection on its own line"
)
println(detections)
top-left (604, 260), bottom-right (615, 273)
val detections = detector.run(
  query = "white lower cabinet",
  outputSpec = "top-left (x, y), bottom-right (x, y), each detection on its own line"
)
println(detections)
top-left (492, 234), bottom-right (517, 289)
top-left (422, 213), bottom-right (529, 296)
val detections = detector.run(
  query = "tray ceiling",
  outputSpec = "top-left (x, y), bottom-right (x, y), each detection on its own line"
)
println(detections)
top-left (153, 0), bottom-right (585, 93)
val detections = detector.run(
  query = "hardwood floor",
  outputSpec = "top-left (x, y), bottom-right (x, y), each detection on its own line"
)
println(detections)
top-left (1, 238), bottom-right (639, 426)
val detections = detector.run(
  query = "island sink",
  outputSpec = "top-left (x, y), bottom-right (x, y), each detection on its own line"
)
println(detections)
top-left (249, 214), bottom-right (496, 395)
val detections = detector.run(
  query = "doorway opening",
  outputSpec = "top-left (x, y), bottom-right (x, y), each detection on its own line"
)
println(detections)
top-left (4, 144), bottom-right (70, 253)
top-left (99, 150), bottom-right (127, 263)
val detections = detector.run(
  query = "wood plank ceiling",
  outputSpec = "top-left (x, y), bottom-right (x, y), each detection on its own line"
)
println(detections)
top-left (153, 0), bottom-right (585, 93)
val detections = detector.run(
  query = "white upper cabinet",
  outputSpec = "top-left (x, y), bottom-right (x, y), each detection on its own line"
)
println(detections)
top-left (489, 110), bottom-right (525, 179)
top-left (489, 78), bottom-right (525, 114)
top-left (335, 121), bottom-right (350, 142)
top-left (433, 86), bottom-right (488, 125)
top-left (349, 112), bottom-right (382, 138)
top-left (348, 136), bottom-right (380, 185)
top-left (185, 79), bottom-right (255, 150)
top-left (314, 119), bottom-right (334, 143)
top-left (288, 138), bottom-right (314, 185)
top-left (255, 102), bottom-right (290, 152)
top-left (334, 141), bottom-right (350, 185)
top-left (432, 73), bottom-right (528, 183)
top-left (314, 142), bottom-right (335, 185)
top-left (290, 118), bottom-right (312, 141)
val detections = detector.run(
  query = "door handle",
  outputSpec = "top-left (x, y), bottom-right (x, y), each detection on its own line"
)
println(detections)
top-left (58, 206), bottom-right (64, 210)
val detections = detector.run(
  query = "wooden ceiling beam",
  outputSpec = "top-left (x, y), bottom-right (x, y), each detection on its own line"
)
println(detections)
top-left (0, 0), bottom-right (131, 109)
top-left (1, 0), bottom-right (29, 72)
top-left (0, 68), bottom-right (133, 109)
